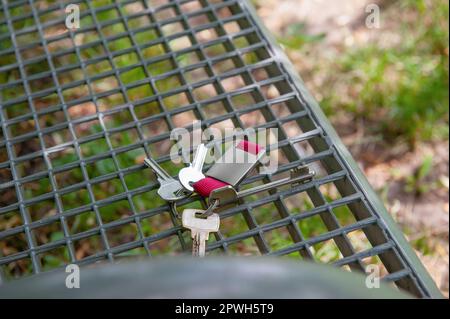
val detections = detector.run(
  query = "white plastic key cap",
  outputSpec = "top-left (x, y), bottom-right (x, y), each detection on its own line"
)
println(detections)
top-left (182, 209), bottom-right (220, 257)
top-left (144, 157), bottom-right (190, 201)
top-left (178, 144), bottom-right (208, 192)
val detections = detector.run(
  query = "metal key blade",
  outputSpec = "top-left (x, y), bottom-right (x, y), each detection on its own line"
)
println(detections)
top-left (237, 166), bottom-right (315, 198)
top-left (144, 157), bottom-right (171, 182)
top-left (182, 209), bottom-right (220, 257)
top-left (192, 143), bottom-right (208, 172)
top-left (206, 165), bottom-right (315, 214)
top-left (192, 231), bottom-right (208, 257)
top-left (144, 157), bottom-right (190, 201)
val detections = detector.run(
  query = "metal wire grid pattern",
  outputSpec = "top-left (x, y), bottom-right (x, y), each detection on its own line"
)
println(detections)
top-left (0, 0), bottom-right (438, 297)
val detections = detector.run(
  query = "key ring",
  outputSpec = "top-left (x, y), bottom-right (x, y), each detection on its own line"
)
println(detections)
top-left (199, 199), bottom-right (219, 218)
top-left (170, 198), bottom-right (219, 220)
top-left (169, 201), bottom-right (180, 219)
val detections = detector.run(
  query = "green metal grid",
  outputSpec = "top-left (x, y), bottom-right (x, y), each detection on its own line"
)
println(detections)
top-left (0, 0), bottom-right (442, 298)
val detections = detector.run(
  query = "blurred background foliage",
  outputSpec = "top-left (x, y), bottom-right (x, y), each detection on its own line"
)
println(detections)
top-left (255, 0), bottom-right (448, 295)
top-left (271, 0), bottom-right (448, 146)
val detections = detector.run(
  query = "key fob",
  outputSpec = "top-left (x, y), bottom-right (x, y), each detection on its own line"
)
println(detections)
top-left (205, 140), bottom-right (265, 186)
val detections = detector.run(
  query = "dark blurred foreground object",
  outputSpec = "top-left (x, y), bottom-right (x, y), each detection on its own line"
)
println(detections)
top-left (0, 258), bottom-right (411, 298)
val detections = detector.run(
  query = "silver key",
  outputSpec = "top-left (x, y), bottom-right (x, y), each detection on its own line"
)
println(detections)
top-left (178, 144), bottom-right (208, 192)
top-left (144, 157), bottom-right (190, 201)
top-left (182, 209), bottom-right (220, 257)
top-left (204, 165), bottom-right (315, 215)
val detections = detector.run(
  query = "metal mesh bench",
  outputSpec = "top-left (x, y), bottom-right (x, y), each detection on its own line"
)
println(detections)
top-left (0, 0), bottom-right (442, 298)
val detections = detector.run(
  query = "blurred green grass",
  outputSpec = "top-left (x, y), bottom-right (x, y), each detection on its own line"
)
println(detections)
top-left (279, 0), bottom-right (449, 147)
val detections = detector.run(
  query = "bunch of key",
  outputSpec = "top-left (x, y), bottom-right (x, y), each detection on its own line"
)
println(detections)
top-left (144, 140), bottom-right (315, 257)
